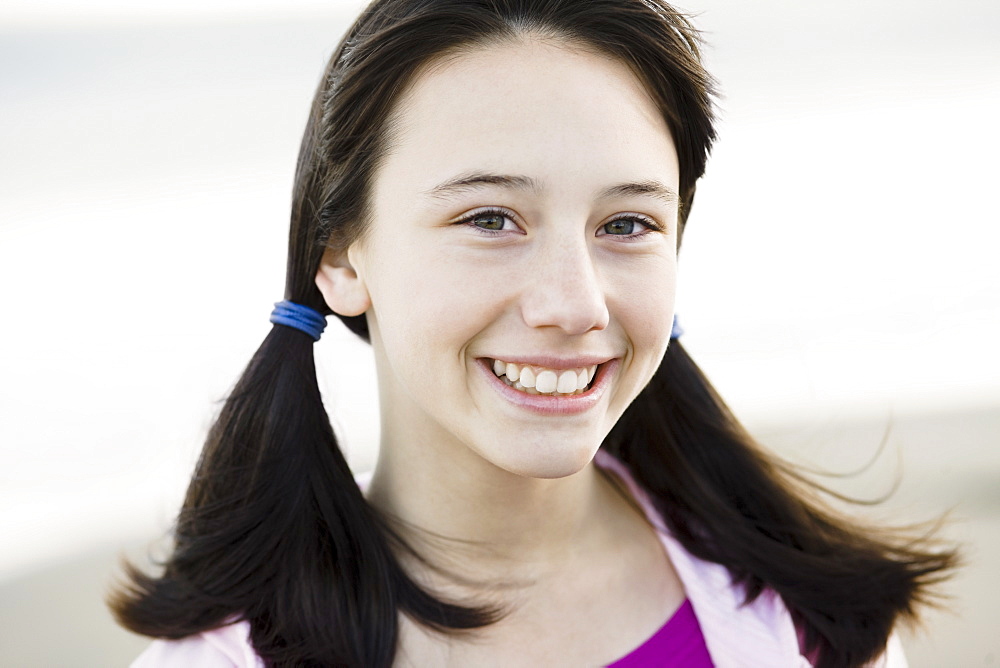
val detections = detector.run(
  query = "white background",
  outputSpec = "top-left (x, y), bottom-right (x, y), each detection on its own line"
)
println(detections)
top-left (1, 0), bottom-right (997, 664)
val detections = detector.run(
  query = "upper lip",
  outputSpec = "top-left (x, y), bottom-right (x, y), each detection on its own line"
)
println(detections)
top-left (481, 354), bottom-right (615, 369)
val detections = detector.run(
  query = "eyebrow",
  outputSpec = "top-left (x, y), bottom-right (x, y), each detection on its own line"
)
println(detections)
top-left (598, 180), bottom-right (678, 205)
top-left (423, 172), bottom-right (678, 205)
top-left (424, 173), bottom-right (539, 199)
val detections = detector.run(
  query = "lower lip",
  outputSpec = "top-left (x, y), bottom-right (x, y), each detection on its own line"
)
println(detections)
top-left (477, 359), bottom-right (619, 416)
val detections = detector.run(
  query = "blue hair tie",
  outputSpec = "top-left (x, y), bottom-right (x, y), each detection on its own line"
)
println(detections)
top-left (269, 300), bottom-right (327, 341)
top-left (670, 315), bottom-right (683, 340)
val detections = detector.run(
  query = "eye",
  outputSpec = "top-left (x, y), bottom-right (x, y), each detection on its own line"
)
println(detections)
top-left (472, 212), bottom-right (509, 231)
top-left (455, 207), bottom-right (522, 236)
top-left (603, 219), bottom-right (639, 235)
top-left (597, 215), bottom-right (661, 239)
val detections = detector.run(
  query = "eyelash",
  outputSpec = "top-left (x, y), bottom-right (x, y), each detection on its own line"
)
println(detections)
top-left (598, 215), bottom-right (662, 239)
top-left (456, 207), bottom-right (519, 237)
top-left (455, 208), bottom-right (663, 240)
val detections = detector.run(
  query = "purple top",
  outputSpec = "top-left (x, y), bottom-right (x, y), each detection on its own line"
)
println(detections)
top-left (607, 599), bottom-right (713, 667)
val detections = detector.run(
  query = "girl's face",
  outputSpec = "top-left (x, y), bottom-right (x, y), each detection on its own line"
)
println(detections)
top-left (324, 38), bottom-right (680, 479)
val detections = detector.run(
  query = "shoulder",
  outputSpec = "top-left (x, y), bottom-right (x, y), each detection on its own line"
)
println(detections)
top-left (593, 450), bottom-right (908, 668)
top-left (131, 621), bottom-right (264, 668)
top-left (664, 529), bottom-right (909, 668)
top-left (131, 471), bottom-right (372, 668)
top-left (594, 451), bottom-right (808, 665)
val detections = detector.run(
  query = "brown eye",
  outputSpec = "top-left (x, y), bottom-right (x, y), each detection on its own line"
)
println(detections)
top-left (603, 219), bottom-right (636, 235)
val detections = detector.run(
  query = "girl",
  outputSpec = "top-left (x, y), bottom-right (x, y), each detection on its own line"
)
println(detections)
top-left (111, 1), bottom-right (956, 666)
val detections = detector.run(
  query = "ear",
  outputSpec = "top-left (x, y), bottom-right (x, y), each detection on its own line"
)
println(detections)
top-left (315, 246), bottom-right (371, 317)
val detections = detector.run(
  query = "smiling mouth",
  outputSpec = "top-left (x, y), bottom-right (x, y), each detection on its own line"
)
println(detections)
top-left (489, 359), bottom-right (599, 396)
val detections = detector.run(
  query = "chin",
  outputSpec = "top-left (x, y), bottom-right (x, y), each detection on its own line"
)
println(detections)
top-left (489, 440), bottom-right (600, 480)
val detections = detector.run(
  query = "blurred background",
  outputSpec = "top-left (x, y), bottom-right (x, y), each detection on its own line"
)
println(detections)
top-left (1, 0), bottom-right (997, 664)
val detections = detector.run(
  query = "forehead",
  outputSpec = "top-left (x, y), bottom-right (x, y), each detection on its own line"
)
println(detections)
top-left (374, 37), bottom-right (679, 202)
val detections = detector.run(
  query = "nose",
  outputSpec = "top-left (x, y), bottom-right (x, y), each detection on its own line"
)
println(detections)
top-left (519, 238), bottom-right (610, 335)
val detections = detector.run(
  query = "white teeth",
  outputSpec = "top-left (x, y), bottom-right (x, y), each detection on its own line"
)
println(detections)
top-left (535, 370), bottom-right (558, 393)
top-left (490, 359), bottom-right (602, 396)
top-left (556, 370), bottom-right (577, 394)
top-left (505, 362), bottom-right (520, 383)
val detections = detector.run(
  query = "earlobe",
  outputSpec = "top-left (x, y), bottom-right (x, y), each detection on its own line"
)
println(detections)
top-left (315, 247), bottom-right (371, 317)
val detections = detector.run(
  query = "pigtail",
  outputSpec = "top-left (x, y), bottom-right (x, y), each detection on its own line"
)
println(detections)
top-left (108, 324), bottom-right (379, 660)
top-left (603, 340), bottom-right (957, 668)
top-left (110, 321), bottom-right (495, 666)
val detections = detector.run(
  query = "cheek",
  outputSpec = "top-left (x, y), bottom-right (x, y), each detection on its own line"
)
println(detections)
top-left (606, 256), bottom-right (676, 367)
top-left (366, 244), bottom-right (510, 365)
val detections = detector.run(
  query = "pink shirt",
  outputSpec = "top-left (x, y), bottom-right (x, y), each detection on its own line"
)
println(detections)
top-left (132, 451), bottom-right (908, 667)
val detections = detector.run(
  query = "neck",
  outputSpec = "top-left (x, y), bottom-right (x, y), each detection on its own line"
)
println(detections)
top-left (366, 434), bottom-right (611, 581)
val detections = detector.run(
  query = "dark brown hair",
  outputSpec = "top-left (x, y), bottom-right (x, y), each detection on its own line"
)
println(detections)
top-left (109, 1), bottom-right (956, 666)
